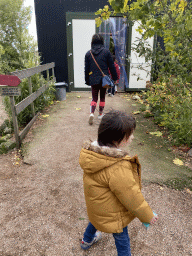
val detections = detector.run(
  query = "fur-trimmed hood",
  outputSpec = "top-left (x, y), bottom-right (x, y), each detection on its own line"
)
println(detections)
top-left (83, 140), bottom-right (128, 158)
top-left (79, 140), bottom-right (137, 174)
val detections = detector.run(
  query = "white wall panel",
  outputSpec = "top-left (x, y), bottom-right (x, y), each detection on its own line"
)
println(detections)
top-left (129, 21), bottom-right (153, 89)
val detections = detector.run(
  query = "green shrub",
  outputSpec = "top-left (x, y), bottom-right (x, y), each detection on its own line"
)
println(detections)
top-left (142, 78), bottom-right (192, 147)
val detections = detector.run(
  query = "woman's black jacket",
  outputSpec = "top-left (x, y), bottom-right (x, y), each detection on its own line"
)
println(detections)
top-left (85, 44), bottom-right (118, 86)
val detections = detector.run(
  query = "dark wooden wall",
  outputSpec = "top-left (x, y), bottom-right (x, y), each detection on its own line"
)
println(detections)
top-left (34, 0), bottom-right (108, 83)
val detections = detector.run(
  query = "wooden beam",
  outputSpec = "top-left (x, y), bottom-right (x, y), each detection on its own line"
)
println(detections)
top-left (19, 112), bottom-right (40, 142)
top-left (15, 81), bottom-right (52, 115)
top-left (11, 63), bottom-right (55, 80)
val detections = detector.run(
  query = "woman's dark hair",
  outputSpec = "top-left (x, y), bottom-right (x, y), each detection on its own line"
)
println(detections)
top-left (91, 34), bottom-right (104, 46)
top-left (98, 110), bottom-right (136, 147)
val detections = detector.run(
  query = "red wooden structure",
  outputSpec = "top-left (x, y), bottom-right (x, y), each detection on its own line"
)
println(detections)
top-left (0, 75), bottom-right (21, 87)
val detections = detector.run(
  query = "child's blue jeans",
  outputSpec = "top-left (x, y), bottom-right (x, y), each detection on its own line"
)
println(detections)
top-left (107, 86), bottom-right (115, 95)
top-left (83, 222), bottom-right (131, 256)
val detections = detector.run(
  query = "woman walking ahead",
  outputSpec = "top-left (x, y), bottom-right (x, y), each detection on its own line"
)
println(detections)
top-left (79, 110), bottom-right (158, 255)
top-left (85, 34), bottom-right (117, 125)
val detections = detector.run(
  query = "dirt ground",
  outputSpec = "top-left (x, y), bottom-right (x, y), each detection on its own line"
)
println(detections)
top-left (0, 92), bottom-right (192, 256)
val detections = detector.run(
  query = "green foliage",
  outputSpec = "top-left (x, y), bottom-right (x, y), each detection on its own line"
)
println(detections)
top-left (142, 79), bottom-right (192, 147)
top-left (0, 0), bottom-right (56, 128)
top-left (95, 0), bottom-right (192, 86)
top-left (4, 76), bottom-right (56, 127)
top-left (0, 0), bottom-right (37, 73)
top-left (96, 0), bottom-right (192, 147)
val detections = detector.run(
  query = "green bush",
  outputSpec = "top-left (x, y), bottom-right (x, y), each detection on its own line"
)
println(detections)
top-left (4, 74), bottom-right (56, 127)
top-left (142, 78), bottom-right (192, 147)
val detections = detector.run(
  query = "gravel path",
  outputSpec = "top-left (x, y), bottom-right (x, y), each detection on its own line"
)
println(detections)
top-left (0, 92), bottom-right (191, 255)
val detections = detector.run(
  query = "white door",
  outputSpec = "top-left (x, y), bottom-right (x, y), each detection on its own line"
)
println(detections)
top-left (66, 13), bottom-right (96, 91)
top-left (129, 21), bottom-right (154, 89)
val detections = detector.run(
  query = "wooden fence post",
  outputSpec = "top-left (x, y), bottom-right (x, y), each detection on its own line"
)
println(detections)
top-left (9, 96), bottom-right (20, 148)
top-left (28, 77), bottom-right (35, 117)
top-left (52, 67), bottom-right (55, 80)
top-left (46, 70), bottom-right (49, 81)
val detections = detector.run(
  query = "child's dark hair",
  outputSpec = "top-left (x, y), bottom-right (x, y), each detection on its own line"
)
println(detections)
top-left (91, 34), bottom-right (104, 46)
top-left (98, 110), bottom-right (136, 147)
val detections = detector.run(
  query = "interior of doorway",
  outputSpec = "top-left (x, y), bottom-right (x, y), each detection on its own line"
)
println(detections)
top-left (99, 17), bottom-right (129, 92)
top-left (108, 35), bottom-right (124, 93)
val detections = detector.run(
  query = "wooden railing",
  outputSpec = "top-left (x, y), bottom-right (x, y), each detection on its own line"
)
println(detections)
top-left (9, 62), bottom-right (55, 148)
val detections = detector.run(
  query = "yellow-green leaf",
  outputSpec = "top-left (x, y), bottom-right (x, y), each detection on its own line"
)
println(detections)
top-left (133, 111), bottom-right (140, 115)
top-left (149, 131), bottom-right (162, 137)
top-left (173, 158), bottom-right (184, 166)
top-left (42, 114), bottom-right (49, 118)
top-left (184, 188), bottom-right (192, 194)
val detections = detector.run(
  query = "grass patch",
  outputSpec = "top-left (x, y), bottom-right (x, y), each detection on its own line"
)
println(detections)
top-left (165, 176), bottom-right (192, 191)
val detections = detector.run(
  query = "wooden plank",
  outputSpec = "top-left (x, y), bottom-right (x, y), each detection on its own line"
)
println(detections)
top-left (9, 96), bottom-right (20, 148)
top-left (15, 80), bottom-right (52, 115)
top-left (11, 62), bottom-right (55, 80)
top-left (19, 112), bottom-right (40, 141)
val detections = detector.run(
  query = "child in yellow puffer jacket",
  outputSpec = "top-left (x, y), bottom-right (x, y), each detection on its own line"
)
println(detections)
top-left (79, 109), bottom-right (158, 255)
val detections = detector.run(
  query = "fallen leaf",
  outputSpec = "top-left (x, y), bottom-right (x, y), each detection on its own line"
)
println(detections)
top-left (132, 104), bottom-right (137, 106)
top-left (89, 97), bottom-right (92, 99)
top-left (77, 96), bottom-right (81, 98)
top-left (173, 158), bottom-right (184, 166)
top-left (184, 188), bottom-right (192, 194)
top-left (75, 108), bottom-right (81, 110)
top-left (145, 110), bottom-right (152, 113)
top-left (126, 99), bottom-right (130, 101)
top-left (15, 162), bottom-right (20, 165)
top-left (160, 187), bottom-right (164, 190)
top-left (56, 101), bottom-right (60, 103)
top-left (133, 111), bottom-right (140, 115)
top-left (42, 114), bottom-right (49, 118)
top-left (149, 131), bottom-right (163, 137)
top-left (50, 101), bottom-right (54, 104)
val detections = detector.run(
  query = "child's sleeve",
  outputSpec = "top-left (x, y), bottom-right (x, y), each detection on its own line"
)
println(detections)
top-left (107, 52), bottom-right (118, 81)
top-left (85, 53), bottom-right (90, 85)
top-left (116, 63), bottom-right (120, 82)
top-left (109, 162), bottom-right (154, 224)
